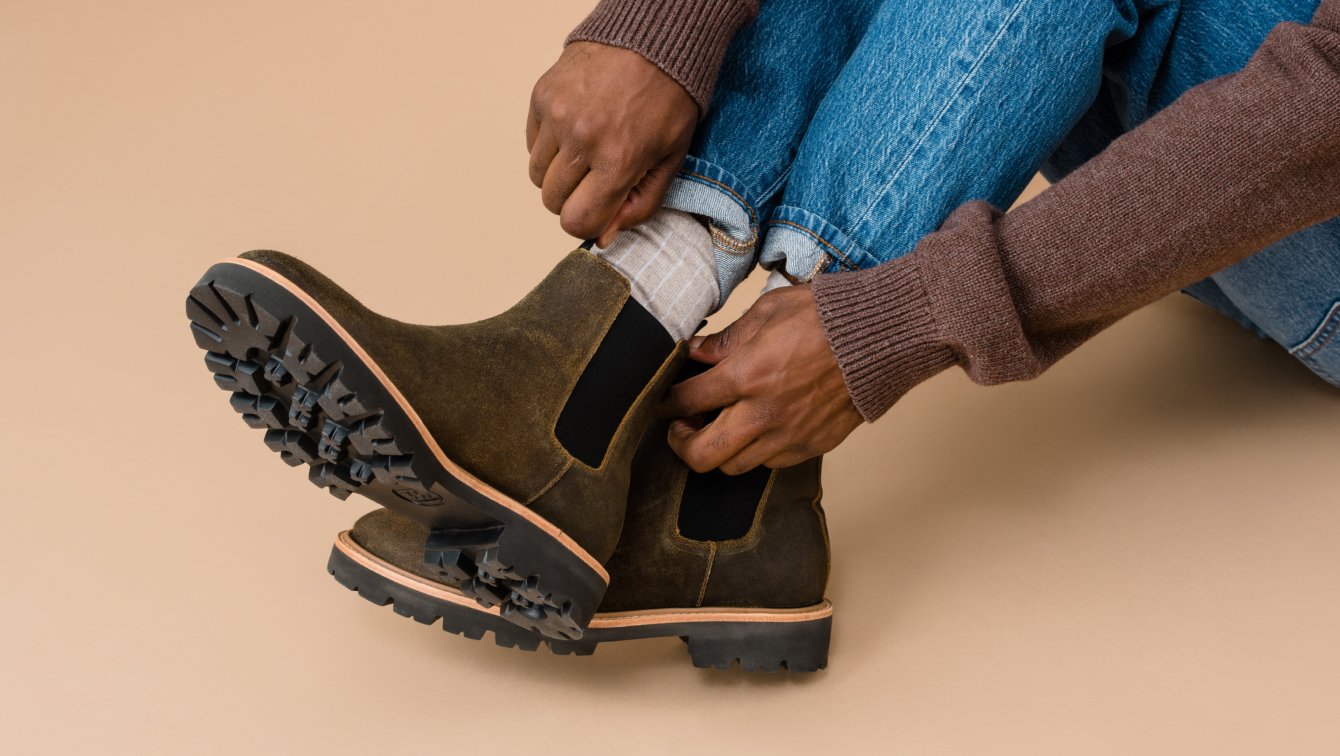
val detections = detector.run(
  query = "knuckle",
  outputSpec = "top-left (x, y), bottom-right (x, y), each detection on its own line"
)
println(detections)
top-left (683, 449), bottom-right (713, 474)
top-left (528, 163), bottom-right (546, 188)
top-left (559, 213), bottom-right (592, 237)
top-left (750, 402), bottom-right (783, 431)
top-left (530, 84), bottom-right (549, 111)
top-left (568, 117), bottom-right (598, 145)
top-left (714, 326), bottom-right (733, 353)
top-left (726, 361), bottom-right (759, 393)
top-left (541, 192), bottom-right (564, 215)
top-left (706, 431), bottom-right (733, 455)
top-left (665, 392), bottom-right (690, 418)
top-left (597, 146), bottom-right (640, 175)
top-left (546, 98), bottom-right (573, 124)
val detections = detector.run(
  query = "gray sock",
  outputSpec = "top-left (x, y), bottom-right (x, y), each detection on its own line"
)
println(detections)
top-left (594, 208), bottom-right (719, 342)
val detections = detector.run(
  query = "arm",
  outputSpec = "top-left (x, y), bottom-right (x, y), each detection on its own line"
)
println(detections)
top-left (528, 1), bottom-right (759, 244)
top-left (661, 1), bottom-right (1340, 472)
top-left (566, 0), bottom-right (760, 116)
top-left (814, 0), bottom-right (1340, 421)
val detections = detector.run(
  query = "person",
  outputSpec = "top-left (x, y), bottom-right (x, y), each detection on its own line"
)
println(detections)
top-left (532, 0), bottom-right (1340, 475)
top-left (187, 0), bottom-right (1339, 670)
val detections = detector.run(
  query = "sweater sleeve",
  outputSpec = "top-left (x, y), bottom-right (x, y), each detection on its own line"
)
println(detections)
top-left (566, 0), bottom-right (760, 115)
top-left (812, 1), bottom-right (1340, 422)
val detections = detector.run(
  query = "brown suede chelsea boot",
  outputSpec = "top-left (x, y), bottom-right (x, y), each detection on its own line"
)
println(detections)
top-left (185, 249), bottom-right (684, 639)
top-left (327, 425), bottom-right (834, 672)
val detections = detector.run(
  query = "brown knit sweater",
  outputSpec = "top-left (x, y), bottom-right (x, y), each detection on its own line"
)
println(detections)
top-left (567, 0), bottom-right (759, 115)
top-left (572, 1), bottom-right (1340, 421)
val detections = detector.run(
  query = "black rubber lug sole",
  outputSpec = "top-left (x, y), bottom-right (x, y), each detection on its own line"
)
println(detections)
top-left (186, 260), bottom-right (605, 640)
top-left (328, 539), bottom-right (831, 672)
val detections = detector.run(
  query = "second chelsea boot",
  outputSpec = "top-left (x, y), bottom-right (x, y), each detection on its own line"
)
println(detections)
top-left (327, 426), bottom-right (834, 671)
top-left (185, 249), bottom-right (684, 639)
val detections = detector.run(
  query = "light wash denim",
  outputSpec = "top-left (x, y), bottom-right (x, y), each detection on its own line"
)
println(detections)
top-left (664, 0), bottom-right (1340, 386)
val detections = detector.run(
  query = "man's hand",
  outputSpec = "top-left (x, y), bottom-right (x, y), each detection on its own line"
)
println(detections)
top-left (528, 42), bottom-right (698, 247)
top-left (659, 285), bottom-right (864, 474)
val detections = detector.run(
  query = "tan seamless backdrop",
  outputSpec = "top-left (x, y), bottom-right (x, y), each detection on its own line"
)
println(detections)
top-left (3, 2), bottom-right (1339, 754)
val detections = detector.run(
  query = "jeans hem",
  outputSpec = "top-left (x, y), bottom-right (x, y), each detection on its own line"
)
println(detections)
top-left (760, 205), bottom-right (886, 283)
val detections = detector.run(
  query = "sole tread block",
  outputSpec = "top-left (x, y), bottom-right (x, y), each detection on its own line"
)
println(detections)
top-left (189, 266), bottom-right (606, 643)
top-left (328, 540), bottom-right (830, 671)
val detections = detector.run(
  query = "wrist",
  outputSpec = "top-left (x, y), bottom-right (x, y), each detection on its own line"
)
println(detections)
top-left (565, 0), bottom-right (759, 115)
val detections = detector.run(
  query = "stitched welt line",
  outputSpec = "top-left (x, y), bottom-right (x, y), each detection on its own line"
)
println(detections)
top-left (336, 533), bottom-right (835, 626)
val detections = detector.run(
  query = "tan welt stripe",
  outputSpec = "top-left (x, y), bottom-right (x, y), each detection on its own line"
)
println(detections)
top-left (335, 532), bottom-right (833, 629)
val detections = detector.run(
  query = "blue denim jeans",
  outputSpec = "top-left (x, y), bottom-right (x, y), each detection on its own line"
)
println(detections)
top-left (664, 0), bottom-right (1340, 386)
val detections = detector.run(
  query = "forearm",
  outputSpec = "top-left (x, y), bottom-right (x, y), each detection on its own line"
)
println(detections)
top-left (566, 0), bottom-right (760, 115)
top-left (813, 2), bottom-right (1340, 421)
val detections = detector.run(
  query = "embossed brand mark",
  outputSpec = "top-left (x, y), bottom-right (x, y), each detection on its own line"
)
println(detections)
top-left (394, 488), bottom-right (443, 506)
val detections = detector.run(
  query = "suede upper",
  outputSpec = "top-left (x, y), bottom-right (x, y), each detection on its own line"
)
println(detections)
top-left (349, 430), bottom-right (831, 612)
top-left (240, 249), bottom-right (682, 562)
top-left (600, 424), bottom-right (829, 612)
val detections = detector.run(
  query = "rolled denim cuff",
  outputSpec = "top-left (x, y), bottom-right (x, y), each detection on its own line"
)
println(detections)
top-left (760, 205), bottom-right (887, 283)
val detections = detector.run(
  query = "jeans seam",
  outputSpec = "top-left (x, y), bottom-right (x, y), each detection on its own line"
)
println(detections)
top-left (757, 164), bottom-right (793, 208)
top-left (767, 219), bottom-right (860, 271)
top-left (847, 0), bottom-right (1034, 238)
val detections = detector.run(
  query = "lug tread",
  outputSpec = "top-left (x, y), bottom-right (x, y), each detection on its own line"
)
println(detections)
top-left (187, 273), bottom-right (597, 641)
top-left (328, 544), bottom-right (826, 670)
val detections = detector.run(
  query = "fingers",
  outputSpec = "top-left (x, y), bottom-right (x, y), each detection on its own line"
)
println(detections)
top-left (561, 162), bottom-right (639, 240)
top-left (689, 314), bottom-right (759, 365)
top-left (526, 106), bottom-right (541, 153)
top-left (659, 365), bottom-right (740, 419)
top-left (718, 435), bottom-right (788, 476)
top-left (528, 126), bottom-right (559, 189)
top-left (540, 149), bottom-right (589, 216)
top-left (596, 157), bottom-right (681, 247)
top-left (666, 406), bottom-right (757, 473)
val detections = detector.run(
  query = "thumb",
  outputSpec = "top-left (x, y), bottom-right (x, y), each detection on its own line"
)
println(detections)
top-left (596, 157), bottom-right (680, 247)
top-left (690, 325), bottom-right (736, 364)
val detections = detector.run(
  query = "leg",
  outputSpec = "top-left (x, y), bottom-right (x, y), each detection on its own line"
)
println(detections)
top-left (1053, 0), bottom-right (1337, 384)
top-left (658, 0), bottom-right (887, 301)
top-left (1205, 219), bottom-right (1340, 386)
top-left (758, 0), bottom-right (1145, 279)
top-left (1157, 0), bottom-right (1338, 385)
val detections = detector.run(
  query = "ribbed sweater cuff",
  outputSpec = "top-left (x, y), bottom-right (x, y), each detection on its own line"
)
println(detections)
top-left (566, 0), bottom-right (757, 115)
top-left (811, 254), bottom-right (957, 422)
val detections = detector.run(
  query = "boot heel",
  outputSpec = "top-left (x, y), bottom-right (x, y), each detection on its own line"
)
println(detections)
top-left (684, 616), bottom-right (831, 673)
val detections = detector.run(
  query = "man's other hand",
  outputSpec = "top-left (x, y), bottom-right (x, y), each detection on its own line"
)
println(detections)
top-left (659, 285), bottom-right (864, 474)
top-left (528, 42), bottom-right (697, 247)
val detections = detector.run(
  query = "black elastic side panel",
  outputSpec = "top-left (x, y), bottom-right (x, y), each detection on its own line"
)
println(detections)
top-left (678, 465), bottom-right (773, 542)
top-left (556, 298), bottom-right (674, 467)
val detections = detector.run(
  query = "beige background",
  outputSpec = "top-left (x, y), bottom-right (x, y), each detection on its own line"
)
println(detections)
top-left (4, 2), bottom-right (1339, 754)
